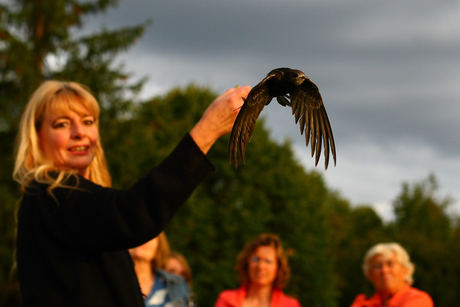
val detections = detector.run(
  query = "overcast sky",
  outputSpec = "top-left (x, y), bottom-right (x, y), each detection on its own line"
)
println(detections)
top-left (85, 0), bottom-right (460, 220)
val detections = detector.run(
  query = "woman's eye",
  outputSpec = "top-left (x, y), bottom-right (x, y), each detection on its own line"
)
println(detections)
top-left (83, 117), bottom-right (95, 125)
top-left (54, 121), bottom-right (69, 128)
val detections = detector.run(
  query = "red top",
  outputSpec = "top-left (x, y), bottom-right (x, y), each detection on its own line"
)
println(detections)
top-left (350, 284), bottom-right (434, 307)
top-left (214, 285), bottom-right (301, 307)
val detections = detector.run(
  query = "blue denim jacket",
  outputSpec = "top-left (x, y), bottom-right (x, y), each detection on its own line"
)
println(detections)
top-left (150, 269), bottom-right (195, 307)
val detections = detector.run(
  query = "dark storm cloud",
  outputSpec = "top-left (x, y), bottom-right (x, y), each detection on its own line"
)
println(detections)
top-left (84, 0), bottom-right (460, 219)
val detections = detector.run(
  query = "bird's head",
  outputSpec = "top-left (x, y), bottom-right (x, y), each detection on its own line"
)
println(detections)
top-left (289, 69), bottom-right (307, 85)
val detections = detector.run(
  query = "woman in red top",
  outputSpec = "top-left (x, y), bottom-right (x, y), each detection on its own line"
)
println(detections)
top-left (350, 243), bottom-right (434, 307)
top-left (214, 233), bottom-right (301, 307)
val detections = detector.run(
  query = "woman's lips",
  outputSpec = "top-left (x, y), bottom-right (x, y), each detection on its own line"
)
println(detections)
top-left (68, 145), bottom-right (89, 154)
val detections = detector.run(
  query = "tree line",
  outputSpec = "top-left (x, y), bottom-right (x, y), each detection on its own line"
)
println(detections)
top-left (0, 1), bottom-right (459, 306)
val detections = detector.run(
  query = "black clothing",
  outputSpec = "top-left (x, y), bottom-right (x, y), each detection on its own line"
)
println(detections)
top-left (16, 134), bottom-right (214, 306)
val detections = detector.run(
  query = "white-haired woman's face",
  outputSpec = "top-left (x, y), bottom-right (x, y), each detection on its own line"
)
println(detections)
top-left (368, 252), bottom-right (409, 295)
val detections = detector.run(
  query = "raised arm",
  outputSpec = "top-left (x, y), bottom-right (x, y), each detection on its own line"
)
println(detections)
top-left (190, 85), bottom-right (251, 154)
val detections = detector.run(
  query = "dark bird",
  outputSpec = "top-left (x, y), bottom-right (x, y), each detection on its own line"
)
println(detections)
top-left (229, 67), bottom-right (336, 169)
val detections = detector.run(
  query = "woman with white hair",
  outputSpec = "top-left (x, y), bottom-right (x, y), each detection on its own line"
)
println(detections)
top-left (350, 243), bottom-right (434, 307)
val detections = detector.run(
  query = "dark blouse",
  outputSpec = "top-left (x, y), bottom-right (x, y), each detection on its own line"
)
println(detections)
top-left (16, 134), bottom-right (214, 306)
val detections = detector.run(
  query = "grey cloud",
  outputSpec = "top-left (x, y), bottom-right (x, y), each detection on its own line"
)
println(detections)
top-left (83, 0), bottom-right (460, 218)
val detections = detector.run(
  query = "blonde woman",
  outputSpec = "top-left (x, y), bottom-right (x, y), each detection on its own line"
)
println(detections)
top-left (350, 243), bottom-right (434, 307)
top-left (13, 80), bottom-right (250, 306)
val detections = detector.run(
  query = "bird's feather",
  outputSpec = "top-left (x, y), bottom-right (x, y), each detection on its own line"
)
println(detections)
top-left (228, 73), bottom-right (276, 167)
top-left (229, 67), bottom-right (336, 169)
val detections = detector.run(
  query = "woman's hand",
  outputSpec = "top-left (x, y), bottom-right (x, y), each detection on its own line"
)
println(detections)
top-left (190, 85), bottom-right (251, 154)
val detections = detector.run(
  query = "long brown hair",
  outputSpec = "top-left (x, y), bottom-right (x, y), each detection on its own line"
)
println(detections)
top-left (235, 233), bottom-right (291, 289)
top-left (152, 232), bottom-right (171, 271)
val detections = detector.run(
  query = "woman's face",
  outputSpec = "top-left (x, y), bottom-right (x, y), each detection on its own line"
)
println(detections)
top-left (368, 252), bottom-right (409, 295)
top-left (248, 245), bottom-right (278, 287)
top-left (38, 103), bottom-right (98, 179)
top-left (129, 237), bottom-right (160, 262)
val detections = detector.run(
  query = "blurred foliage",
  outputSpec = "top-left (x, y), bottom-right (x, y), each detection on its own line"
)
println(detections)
top-left (1, 1), bottom-right (459, 307)
top-left (140, 86), bottom-right (340, 305)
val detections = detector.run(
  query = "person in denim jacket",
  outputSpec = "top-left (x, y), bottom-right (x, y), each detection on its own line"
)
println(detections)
top-left (130, 232), bottom-right (195, 307)
top-left (167, 251), bottom-right (193, 288)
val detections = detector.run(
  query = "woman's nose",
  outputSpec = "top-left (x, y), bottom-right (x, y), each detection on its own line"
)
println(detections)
top-left (380, 263), bottom-right (392, 274)
top-left (71, 122), bottom-right (85, 139)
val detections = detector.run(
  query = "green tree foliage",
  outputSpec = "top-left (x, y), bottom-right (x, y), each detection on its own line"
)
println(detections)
top-left (392, 174), bottom-right (452, 240)
top-left (328, 199), bottom-right (387, 306)
top-left (112, 84), bottom-right (339, 306)
top-left (109, 86), bottom-right (460, 306)
top-left (0, 0), bottom-right (148, 304)
top-left (388, 174), bottom-right (459, 306)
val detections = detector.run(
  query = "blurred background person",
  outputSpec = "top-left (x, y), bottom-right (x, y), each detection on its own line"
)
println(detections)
top-left (214, 233), bottom-right (300, 307)
top-left (129, 232), bottom-right (195, 307)
top-left (350, 242), bottom-right (434, 307)
top-left (166, 251), bottom-right (193, 287)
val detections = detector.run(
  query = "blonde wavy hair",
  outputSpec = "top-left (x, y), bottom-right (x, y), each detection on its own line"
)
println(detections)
top-left (152, 232), bottom-right (171, 271)
top-left (13, 80), bottom-right (112, 194)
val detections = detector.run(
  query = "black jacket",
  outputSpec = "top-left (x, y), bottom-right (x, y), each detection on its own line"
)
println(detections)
top-left (16, 134), bottom-right (214, 306)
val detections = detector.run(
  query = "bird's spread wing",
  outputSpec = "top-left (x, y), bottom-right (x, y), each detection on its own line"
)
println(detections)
top-left (228, 73), bottom-right (276, 167)
top-left (290, 78), bottom-right (336, 169)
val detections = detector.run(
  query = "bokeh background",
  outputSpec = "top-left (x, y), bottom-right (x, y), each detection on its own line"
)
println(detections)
top-left (1, 1), bottom-right (459, 306)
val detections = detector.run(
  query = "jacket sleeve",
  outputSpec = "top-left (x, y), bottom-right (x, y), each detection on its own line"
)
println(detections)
top-left (22, 134), bottom-right (214, 251)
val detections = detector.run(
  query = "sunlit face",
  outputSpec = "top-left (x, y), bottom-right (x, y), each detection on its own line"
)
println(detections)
top-left (368, 252), bottom-right (409, 295)
top-left (129, 237), bottom-right (160, 262)
top-left (166, 257), bottom-right (185, 278)
top-left (248, 246), bottom-right (278, 287)
top-left (38, 103), bottom-right (98, 179)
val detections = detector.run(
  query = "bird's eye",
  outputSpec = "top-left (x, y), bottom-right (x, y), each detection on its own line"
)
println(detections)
top-left (290, 72), bottom-right (298, 78)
